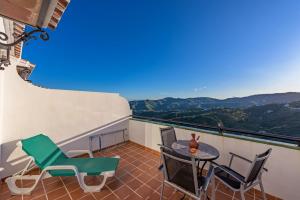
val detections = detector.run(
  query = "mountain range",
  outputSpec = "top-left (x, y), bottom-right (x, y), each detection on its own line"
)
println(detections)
top-left (130, 92), bottom-right (300, 111)
top-left (130, 92), bottom-right (300, 137)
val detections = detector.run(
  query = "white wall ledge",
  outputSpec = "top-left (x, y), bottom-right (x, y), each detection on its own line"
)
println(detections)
top-left (128, 119), bottom-right (300, 200)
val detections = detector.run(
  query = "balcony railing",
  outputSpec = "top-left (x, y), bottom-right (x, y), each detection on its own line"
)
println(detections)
top-left (133, 115), bottom-right (300, 147)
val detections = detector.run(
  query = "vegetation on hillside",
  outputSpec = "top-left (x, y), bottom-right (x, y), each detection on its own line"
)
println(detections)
top-left (130, 93), bottom-right (300, 137)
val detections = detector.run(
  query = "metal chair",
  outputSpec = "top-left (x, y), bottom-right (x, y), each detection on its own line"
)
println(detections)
top-left (159, 146), bottom-right (215, 200)
top-left (160, 126), bottom-right (177, 148)
top-left (213, 149), bottom-right (272, 200)
top-left (158, 127), bottom-right (178, 170)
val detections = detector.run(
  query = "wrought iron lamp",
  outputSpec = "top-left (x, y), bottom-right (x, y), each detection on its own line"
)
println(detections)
top-left (0, 28), bottom-right (49, 68)
top-left (0, 47), bottom-right (10, 70)
top-left (0, 0), bottom-right (70, 68)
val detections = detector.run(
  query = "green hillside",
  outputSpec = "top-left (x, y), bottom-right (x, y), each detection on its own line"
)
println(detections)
top-left (131, 93), bottom-right (300, 137)
top-left (130, 92), bottom-right (300, 111)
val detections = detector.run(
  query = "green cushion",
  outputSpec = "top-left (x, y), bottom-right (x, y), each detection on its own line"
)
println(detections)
top-left (21, 134), bottom-right (66, 168)
top-left (21, 134), bottom-right (119, 176)
top-left (49, 157), bottom-right (119, 176)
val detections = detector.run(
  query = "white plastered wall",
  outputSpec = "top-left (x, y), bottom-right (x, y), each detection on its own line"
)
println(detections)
top-left (0, 60), bottom-right (131, 178)
top-left (0, 18), bottom-right (6, 175)
top-left (129, 119), bottom-right (300, 200)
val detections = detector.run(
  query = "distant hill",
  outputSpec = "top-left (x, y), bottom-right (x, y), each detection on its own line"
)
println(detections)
top-left (130, 92), bottom-right (300, 112)
top-left (132, 102), bottom-right (300, 137)
top-left (289, 101), bottom-right (300, 109)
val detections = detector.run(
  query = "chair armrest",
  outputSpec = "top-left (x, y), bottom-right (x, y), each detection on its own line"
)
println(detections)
top-left (229, 152), bottom-right (252, 163)
top-left (66, 150), bottom-right (93, 158)
top-left (44, 165), bottom-right (78, 172)
top-left (229, 152), bottom-right (268, 172)
top-left (43, 165), bottom-right (80, 175)
top-left (211, 162), bottom-right (246, 183)
top-left (42, 165), bottom-right (81, 179)
top-left (157, 144), bottom-right (173, 152)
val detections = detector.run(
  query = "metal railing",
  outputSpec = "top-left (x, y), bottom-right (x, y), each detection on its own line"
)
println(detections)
top-left (88, 128), bottom-right (127, 152)
top-left (133, 115), bottom-right (300, 146)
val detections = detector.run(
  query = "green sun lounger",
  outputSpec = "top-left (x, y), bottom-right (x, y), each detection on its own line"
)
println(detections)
top-left (6, 134), bottom-right (120, 195)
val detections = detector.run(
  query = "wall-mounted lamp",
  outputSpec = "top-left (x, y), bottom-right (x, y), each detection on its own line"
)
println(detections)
top-left (0, 46), bottom-right (10, 70)
top-left (0, 0), bottom-right (70, 69)
top-left (0, 28), bottom-right (49, 69)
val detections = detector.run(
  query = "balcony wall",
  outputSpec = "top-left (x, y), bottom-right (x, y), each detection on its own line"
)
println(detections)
top-left (0, 60), bottom-right (131, 178)
top-left (129, 119), bottom-right (300, 200)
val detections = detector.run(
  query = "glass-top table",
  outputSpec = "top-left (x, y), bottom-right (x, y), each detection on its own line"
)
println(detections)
top-left (171, 140), bottom-right (220, 161)
top-left (171, 139), bottom-right (220, 188)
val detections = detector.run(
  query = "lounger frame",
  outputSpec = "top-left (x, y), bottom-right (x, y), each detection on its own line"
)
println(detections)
top-left (6, 141), bottom-right (119, 195)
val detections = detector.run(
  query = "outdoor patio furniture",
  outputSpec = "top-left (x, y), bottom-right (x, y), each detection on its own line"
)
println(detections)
top-left (5, 134), bottom-right (120, 195)
top-left (160, 127), bottom-right (177, 148)
top-left (158, 127), bottom-right (178, 170)
top-left (213, 149), bottom-right (272, 200)
top-left (159, 145), bottom-right (216, 200)
top-left (172, 140), bottom-right (220, 179)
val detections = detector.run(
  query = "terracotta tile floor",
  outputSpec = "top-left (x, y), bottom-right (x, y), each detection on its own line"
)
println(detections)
top-left (0, 142), bottom-right (281, 200)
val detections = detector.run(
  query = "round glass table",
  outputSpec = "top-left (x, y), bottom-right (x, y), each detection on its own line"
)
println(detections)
top-left (171, 140), bottom-right (220, 178)
top-left (172, 140), bottom-right (220, 161)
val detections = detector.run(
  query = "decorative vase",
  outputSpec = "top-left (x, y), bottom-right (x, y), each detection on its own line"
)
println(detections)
top-left (189, 133), bottom-right (199, 149)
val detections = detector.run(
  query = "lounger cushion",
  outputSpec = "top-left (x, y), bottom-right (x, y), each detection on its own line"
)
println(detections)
top-left (49, 157), bottom-right (119, 176)
top-left (21, 134), bottom-right (119, 176)
top-left (21, 134), bottom-right (66, 168)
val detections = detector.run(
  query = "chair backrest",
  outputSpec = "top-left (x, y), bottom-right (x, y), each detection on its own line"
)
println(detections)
top-left (21, 134), bottom-right (66, 169)
top-left (160, 146), bottom-right (200, 196)
top-left (245, 148), bottom-right (272, 184)
top-left (160, 127), bottom-right (177, 148)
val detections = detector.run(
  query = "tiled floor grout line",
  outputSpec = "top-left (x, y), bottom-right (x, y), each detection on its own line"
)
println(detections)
top-left (43, 183), bottom-right (65, 196)
top-left (46, 186), bottom-right (64, 199)
top-left (115, 155), bottom-right (163, 198)
top-left (21, 179), bottom-right (24, 200)
top-left (121, 167), bottom-right (168, 200)
top-left (232, 192), bottom-right (235, 200)
top-left (41, 178), bottom-right (65, 197)
top-left (109, 175), bottom-right (143, 199)
top-left (71, 187), bottom-right (91, 200)
top-left (41, 179), bottom-right (49, 200)
top-left (218, 189), bottom-right (234, 199)
top-left (59, 177), bottom-right (73, 200)
top-left (214, 181), bottom-right (220, 192)
top-left (78, 192), bottom-right (96, 200)
top-left (94, 148), bottom-right (149, 199)
top-left (105, 180), bottom-right (123, 199)
top-left (118, 147), bottom-right (163, 199)
top-left (89, 192), bottom-right (98, 200)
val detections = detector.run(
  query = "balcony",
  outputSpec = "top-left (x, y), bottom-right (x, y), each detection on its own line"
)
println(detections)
top-left (1, 1), bottom-right (299, 200)
top-left (1, 118), bottom-right (298, 200)
top-left (0, 142), bottom-right (280, 200)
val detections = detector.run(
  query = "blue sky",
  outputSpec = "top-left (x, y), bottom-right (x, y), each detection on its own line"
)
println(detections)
top-left (23, 0), bottom-right (300, 100)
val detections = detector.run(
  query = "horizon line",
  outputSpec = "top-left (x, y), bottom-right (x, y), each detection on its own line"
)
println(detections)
top-left (129, 91), bottom-right (300, 101)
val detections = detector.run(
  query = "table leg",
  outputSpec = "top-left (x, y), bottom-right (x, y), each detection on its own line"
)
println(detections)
top-left (200, 161), bottom-right (207, 177)
top-left (211, 175), bottom-right (216, 200)
top-left (198, 160), bottom-right (207, 191)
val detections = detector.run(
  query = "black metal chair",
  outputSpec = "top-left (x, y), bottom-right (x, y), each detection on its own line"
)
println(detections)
top-left (160, 146), bottom-right (215, 200)
top-left (213, 149), bottom-right (272, 200)
top-left (160, 127), bottom-right (177, 148)
top-left (158, 127), bottom-right (178, 170)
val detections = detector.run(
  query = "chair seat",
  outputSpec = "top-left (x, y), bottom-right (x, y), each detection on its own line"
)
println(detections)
top-left (49, 157), bottom-right (119, 176)
top-left (170, 166), bottom-right (206, 194)
top-left (214, 165), bottom-right (245, 189)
